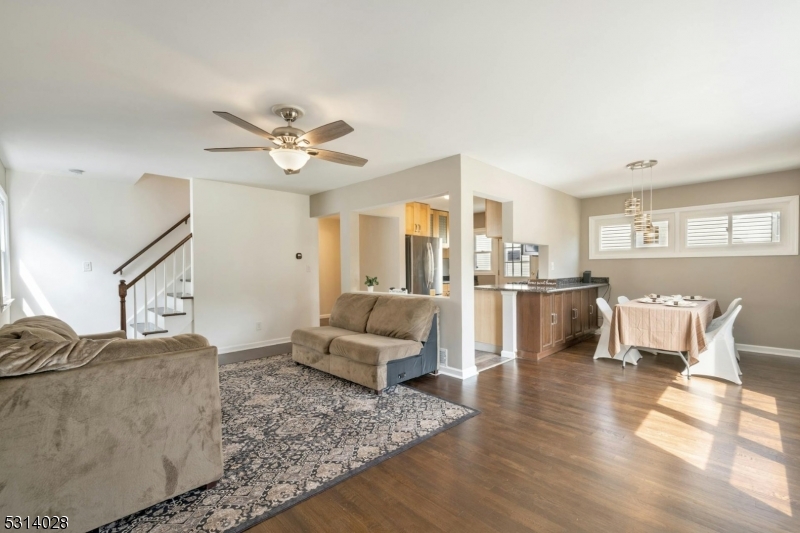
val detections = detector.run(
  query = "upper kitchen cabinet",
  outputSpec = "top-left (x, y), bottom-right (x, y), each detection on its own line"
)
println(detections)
top-left (430, 209), bottom-right (450, 248)
top-left (405, 202), bottom-right (430, 236)
top-left (485, 199), bottom-right (502, 238)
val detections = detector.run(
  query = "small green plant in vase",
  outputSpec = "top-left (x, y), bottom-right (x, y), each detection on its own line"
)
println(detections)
top-left (364, 276), bottom-right (379, 292)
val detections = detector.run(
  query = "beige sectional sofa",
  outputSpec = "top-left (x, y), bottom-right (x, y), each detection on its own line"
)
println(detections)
top-left (0, 316), bottom-right (223, 532)
top-left (292, 293), bottom-right (439, 391)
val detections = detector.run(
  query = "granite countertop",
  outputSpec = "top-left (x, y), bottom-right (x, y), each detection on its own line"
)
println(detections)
top-left (475, 282), bottom-right (609, 293)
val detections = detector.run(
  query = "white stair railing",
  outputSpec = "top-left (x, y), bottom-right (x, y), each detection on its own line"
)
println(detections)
top-left (119, 234), bottom-right (192, 338)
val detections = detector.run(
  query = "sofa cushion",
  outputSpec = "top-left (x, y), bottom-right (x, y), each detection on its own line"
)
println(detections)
top-left (365, 295), bottom-right (438, 342)
top-left (329, 334), bottom-right (422, 366)
top-left (329, 293), bottom-right (379, 333)
top-left (6, 316), bottom-right (79, 341)
top-left (291, 326), bottom-right (359, 354)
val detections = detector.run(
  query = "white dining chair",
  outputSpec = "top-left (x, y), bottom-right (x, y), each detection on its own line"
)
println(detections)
top-left (594, 298), bottom-right (642, 365)
top-left (709, 298), bottom-right (742, 362)
top-left (617, 295), bottom-right (630, 304)
top-left (682, 306), bottom-right (742, 385)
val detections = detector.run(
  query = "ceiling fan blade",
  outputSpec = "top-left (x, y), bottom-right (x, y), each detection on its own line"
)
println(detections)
top-left (204, 147), bottom-right (272, 152)
top-left (296, 120), bottom-right (354, 146)
top-left (213, 111), bottom-right (278, 141)
top-left (308, 149), bottom-right (367, 167)
top-left (284, 169), bottom-right (301, 175)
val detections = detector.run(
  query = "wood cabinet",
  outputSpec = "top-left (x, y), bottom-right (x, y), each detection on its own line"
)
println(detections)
top-left (517, 287), bottom-right (603, 360)
top-left (485, 199), bottom-right (503, 238)
top-left (430, 209), bottom-right (450, 247)
top-left (405, 202), bottom-right (430, 236)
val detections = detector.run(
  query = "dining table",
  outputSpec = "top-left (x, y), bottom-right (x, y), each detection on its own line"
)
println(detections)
top-left (609, 297), bottom-right (722, 373)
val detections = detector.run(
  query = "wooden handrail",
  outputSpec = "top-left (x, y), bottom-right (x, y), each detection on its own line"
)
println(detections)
top-left (119, 233), bottom-right (192, 331)
top-left (113, 214), bottom-right (190, 274)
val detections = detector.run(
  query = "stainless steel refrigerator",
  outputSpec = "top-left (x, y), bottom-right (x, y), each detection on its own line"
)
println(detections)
top-left (405, 236), bottom-right (443, 296)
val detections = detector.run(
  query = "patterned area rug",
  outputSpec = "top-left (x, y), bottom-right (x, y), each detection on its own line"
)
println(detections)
top-left (103, 354), bottom-right (477, 533)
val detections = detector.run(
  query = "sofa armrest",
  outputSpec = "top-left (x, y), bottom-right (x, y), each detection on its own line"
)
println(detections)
top-left (89, 334), bottom-right (211, 366)
top-left (80, 330), bottom-right (128, 341)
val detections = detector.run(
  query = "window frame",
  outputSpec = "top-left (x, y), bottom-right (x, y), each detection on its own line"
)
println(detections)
top-left (589, 196), bottom-right (798, 259)
top-left (0, 187), bottom-right (10, 306)
top-left (503, 242), bottom-right (531, 278)
top-left (474, 233), bottom-right (493, 272)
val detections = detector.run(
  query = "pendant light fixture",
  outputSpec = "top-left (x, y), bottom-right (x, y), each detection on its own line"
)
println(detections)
top-left (626, 160), bottom-right (657, 233)
top-left (642, 161), bottom-right (660, 244)
top-left (624, 164), bottom-right (642, 216)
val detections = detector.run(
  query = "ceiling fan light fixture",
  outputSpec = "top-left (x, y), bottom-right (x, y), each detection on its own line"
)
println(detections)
top-left (269, 147), bottom-right (310, 172)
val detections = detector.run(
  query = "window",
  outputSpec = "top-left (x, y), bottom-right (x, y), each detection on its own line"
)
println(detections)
top-left (0, 188), bottom-right (9, 306)
top-left (686, 216), bottom-right (729, 247)
top-left (600, 224), bottom-right (632, 250)
top-left (589, 196), bottom-right (798, 259)
top-left (732, 212), bottom-right (779, 244)
top-left (504, 242), bottom-right (531, 277)
top-left (474, 234), bottom-right (492, 271)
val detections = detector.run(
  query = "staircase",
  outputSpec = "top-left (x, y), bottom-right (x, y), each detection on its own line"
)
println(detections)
top-left (114, 215), bottom-right (193, 339)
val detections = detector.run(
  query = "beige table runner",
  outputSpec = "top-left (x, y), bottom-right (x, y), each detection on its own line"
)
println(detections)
top-left (609, 299), bottom-right (721, 364)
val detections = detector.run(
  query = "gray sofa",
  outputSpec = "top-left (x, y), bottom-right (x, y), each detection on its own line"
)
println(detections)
top-left (292, 293), bottom-right (439, 391)
top-left (0, 316), bottom-right (223, 532)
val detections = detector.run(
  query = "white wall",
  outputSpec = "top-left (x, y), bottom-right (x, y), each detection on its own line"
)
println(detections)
top-left (310, 154), bottom-right (582, 377)
top-left (191, 179), bottom-right (319, 353)
top-left (8, 170), bottom-right (189, 333)
top-left (359, 214), bottom-right (402, 291)
top-left (462, 156), bottom-right (581, 279)
top-left (0, 161), bottom-right (8, 326)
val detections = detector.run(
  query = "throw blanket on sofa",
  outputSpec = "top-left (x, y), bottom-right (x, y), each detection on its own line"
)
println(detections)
top-left (0, 316), bottom-right (116, 378)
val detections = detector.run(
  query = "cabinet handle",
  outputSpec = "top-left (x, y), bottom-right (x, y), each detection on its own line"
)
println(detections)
top-left (590, 304), bottom-right (594, 315)
top-left (573, 308), bottom-right (578, 319)
top-left (552, 313), bottom-right (557, 325)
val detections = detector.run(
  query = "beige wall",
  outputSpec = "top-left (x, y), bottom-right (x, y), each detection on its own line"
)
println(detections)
top-left (580, 169), bottom-right (800, 350)
top-left (318, 216), bottom-right (341, 317)
top-left (0, 161), bottom-right (8, 326)
top-left (191, 179), bottom-right (319, 353)
top-left (359, 214), bottom-right (401, 292)
top-left (9, 170), bottom-right (189, 334)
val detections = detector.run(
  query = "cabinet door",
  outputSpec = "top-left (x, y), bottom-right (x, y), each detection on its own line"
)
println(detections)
top-left (552, 293), bottom-right (565, 346)
top-left (540, 294), bottom-right (553, 350)
top-left (564, 291), bottom-right (575, 342)
top-left (418, 203), bottom-right (430, 236)
top-left (580, 289), bottom-right (590, 334)
top-left (485, 199), bottom-right (503, 238)
top-left (438, 211), bottom-right (449, 247)
top-left (405, 203), bottom-right (416, 235)
top-left (588, 288), bottom-right (598, 330)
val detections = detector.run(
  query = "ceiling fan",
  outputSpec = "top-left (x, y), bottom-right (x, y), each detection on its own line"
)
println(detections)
top-left (205, 104), bottom-right (367, 175)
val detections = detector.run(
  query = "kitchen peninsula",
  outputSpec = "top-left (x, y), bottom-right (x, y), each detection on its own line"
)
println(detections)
top-left (475, 277), bottom-right (609, 360)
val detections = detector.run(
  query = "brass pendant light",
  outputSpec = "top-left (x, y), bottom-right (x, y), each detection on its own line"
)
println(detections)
top-left (642, 162), bottom-right (660, 244)
top-left (625, 160), bottom-right (659, 237)
top-left (623, 164), bottom-right (641, 216)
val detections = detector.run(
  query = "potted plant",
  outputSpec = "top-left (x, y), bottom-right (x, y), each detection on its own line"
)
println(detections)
top-left (364, 275), bottom-right (379, 292)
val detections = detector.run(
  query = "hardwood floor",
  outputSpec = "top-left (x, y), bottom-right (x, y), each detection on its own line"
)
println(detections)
top-left (250, 338), bottom-right (800, 532)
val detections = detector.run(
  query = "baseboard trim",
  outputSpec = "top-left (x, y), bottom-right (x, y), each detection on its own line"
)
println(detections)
top-left (320, 314), bottom-right (331, 320)
top-left (438, 364), bottom-right (478, 380)
top-left (218, 337), bottom-right (290, 356)
top-left (475, 342), bottom-right (501, 354)
top-left (737, 344), bottom-right (800, 358)
top-left (218, 341), bottom-right (292, 365)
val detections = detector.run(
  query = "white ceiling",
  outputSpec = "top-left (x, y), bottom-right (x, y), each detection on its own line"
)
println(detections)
top-left (1, 1), bottom-right (799, 197)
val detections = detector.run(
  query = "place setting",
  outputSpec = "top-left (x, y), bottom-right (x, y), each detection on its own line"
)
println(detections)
top-left (637, 294), bottom-right (704, 307)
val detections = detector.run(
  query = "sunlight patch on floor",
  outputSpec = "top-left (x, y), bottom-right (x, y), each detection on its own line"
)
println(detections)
top-left (741, 389), bottom-right (778, 415)
top-left (738, 410), bottom-right (783, 453)
top-left (730, 445), bottom-right (792, 516)
top-left (635, 409), bottom-right (714, 470)
top-left (658, 385), bottom-right (722, 427)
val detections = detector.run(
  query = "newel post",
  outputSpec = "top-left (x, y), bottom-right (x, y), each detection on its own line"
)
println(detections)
top-left (118, 280), bottom-right (128, 332)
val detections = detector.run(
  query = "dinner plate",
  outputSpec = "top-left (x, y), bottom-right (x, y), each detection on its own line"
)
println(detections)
top-left (662, 301), bottom-right (698, 308)
top-left (684, 295), bottom-right (708, 301)
top-left (638, 297), bottom-right (666, 304)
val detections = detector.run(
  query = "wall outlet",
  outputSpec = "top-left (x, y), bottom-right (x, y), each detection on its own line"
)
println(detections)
top-left (83, 261), bottom-right (92, 272)
top-left (438, 348), bottom-right (448, 366)
top-left (256, 322), bottom-right (262, 331)
top-left (550, 261), bottom-right (555, 271)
